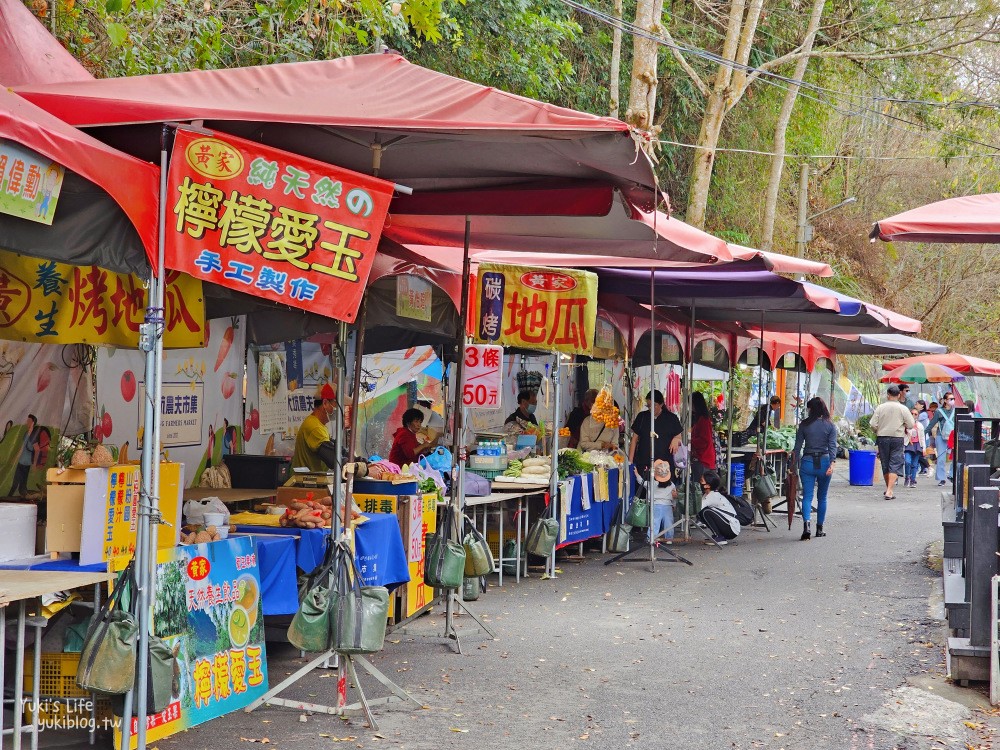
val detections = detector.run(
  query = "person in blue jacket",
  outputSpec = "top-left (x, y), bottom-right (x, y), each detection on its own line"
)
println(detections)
top-left (794, 397), bottom-right (838, 541)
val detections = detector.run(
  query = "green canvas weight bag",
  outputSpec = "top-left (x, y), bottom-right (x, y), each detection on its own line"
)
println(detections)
top-left (111, 636), bottom-right (177, 716)
top-left (462, 518), bottom-right (494, 577)
top-left (331, 543), bottom-right (390, 655)
top-left (424, 506), bottom-right (466, 589)
top-left (525, 499), bottom-right (559, 558)
top-left (606, 500), bottom-right (631, 553)
top-left (77, 561), bottom-right (138, 696)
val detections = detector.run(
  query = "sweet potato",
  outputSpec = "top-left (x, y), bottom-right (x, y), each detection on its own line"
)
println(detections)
top-left (318, 496), bottom-right (333, 507)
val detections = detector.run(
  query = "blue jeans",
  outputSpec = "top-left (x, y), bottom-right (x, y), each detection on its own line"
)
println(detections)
top-left (935, 433), bottom-right (951, 482)
top-left (649, 502), bottom-right (674, 542)
top-left (799, 455), bottom-right (831, 525)
top-left (904, 450), bottom-right (920, 483)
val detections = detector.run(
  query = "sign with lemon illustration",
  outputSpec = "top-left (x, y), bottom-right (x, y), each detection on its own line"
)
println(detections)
top-left (115, 536), bottom-right (267, 750)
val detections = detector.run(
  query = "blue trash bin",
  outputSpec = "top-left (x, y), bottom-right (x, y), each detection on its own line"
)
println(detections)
top-left (848, 449), bottom-right (877, 486)
top-left (729, 461), bottom-right (746, 496)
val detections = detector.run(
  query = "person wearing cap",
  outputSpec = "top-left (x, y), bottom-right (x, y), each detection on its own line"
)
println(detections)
top-left (290, 383), bottom-right (339, 473)
top-left (647, 459), bottom-right (678, 544)
top-left (389, 407), bottom-right (439, 467)
top-left (628, 390), bottom-right (683, 481)
top-left (869, 385), bottom-right (914, 500)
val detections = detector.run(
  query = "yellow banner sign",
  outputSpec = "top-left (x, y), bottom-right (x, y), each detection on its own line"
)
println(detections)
top-left (475, 263), bottom-right (598, 355)
top-left (0, 249), bottom-right (205, 347)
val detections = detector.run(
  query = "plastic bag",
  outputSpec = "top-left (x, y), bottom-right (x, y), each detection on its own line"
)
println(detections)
top-left (183, 497), bottom-right (230, 526)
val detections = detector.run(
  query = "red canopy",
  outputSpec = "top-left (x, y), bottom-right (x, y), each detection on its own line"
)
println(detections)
top-left (391, 199), bottom-right (732, 267)
top-left (0, 87), bottom-right (158, 273)
top-left (871, 194), bottom-right (1000, 243)
top-left (17, 53), bottom-right (655, 201)
top-left (879, 352), bottom-right (1000, 377)
top-left (727, 244), bottom-right (833, 277)
top-left (0, 0), bottom-right (91, 86)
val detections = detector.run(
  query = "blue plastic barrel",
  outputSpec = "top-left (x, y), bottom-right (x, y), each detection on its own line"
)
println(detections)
top-left (729, 461), bottom-right (746, 496)
top-left (848, 449), bottom-right (877, 486)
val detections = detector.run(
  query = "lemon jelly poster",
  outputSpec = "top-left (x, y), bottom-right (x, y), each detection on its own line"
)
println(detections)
top-left (116, 536), bottom-right (267, 749)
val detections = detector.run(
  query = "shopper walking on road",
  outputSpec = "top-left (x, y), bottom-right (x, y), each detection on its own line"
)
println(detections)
top-left (870, 385), bottom-right (914, 500)
top-left (903, 406), bottom-right (926, 488)
top-left (927, 392), bottom-right (957, 487)
top-left (793, 397), bottom-right (837, 540)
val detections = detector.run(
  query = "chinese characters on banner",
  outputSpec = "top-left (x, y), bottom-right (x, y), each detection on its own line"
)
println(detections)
top-left (0, 249), bottom-right (204, 347)
top-left (461, 344), bottom-right (503, 409)
top-left (396, 274), bottom-right (433, 322)
top-left (78, 463), bottom-right (183, 566)
top-left (166, 130), bottom-right (395, 322)
top-left (115, 536), bottom-right (268, 750)
top-left (475, 263), bottom-right (598, 356)
top-left (0, 140), bottom-right (64, 225)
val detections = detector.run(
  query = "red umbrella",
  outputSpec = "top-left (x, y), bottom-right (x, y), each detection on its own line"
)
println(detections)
top-left (870, 193), bottom-right (1000, 244)
top-left (880, 353), bottom-right (1000, 377)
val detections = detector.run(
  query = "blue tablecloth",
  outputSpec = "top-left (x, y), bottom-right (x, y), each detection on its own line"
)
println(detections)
top-left (557, 468), bottom-right (626, 547)
top-left (250, 535), bottom-right (299, 616)
top-left (0, 557), bottom-right (107, 572)
top-left (237, 513), bottom-right (410, 590)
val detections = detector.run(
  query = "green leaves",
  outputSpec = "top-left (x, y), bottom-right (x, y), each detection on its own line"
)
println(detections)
top-left (105, 20), bottom-right (128, 46)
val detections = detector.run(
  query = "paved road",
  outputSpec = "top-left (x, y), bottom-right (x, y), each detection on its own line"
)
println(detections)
top-left (161, 469), bottom-right (997, 750)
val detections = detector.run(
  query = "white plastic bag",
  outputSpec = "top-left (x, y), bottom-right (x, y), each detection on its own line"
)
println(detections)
top-left (183, 497), bottom-right (230, 526)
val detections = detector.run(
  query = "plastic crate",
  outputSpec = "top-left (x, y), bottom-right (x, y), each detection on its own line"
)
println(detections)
top-left (468, 468), bottom-right (503, 481)
top-left (23, 652), bottom-right (112, 723)
top-left (485, 529), bottom-right (519, 558)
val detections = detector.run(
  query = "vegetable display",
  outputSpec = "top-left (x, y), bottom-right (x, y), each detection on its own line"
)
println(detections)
top-left (556, 449), bottom-right (594, 479)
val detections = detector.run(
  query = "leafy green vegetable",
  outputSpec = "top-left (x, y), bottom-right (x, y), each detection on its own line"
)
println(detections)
top-left (557, 449), bottom-right (594, 479)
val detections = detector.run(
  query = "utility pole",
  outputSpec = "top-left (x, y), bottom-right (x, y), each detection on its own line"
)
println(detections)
top-left (796, 164), bottom-right (810, 258)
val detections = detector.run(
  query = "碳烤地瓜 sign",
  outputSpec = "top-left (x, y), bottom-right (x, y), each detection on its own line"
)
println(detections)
top-left (166, 129), bottom-right (395, 323)
top-left (475, 264), bottom-right (598, 356)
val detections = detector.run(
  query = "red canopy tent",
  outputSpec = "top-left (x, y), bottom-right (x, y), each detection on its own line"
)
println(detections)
top-left (17, 53), bottom-right (656, 204)
top-left (870, 193), bottom-right (1000, 244)
top-left (0, 0), bottom-right (92, 87)
top-left (0, 86), bottom-right (157, 273)
top-left (879, 352), bottom-right (1000, 377)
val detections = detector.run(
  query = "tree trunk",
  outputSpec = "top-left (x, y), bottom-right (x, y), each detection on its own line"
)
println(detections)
top-left (685, 91), bottom-right (728, 229)
top-left (609, 0), bottom-right (623, 118)
top-left (760, 0), bottom-right (826, 251)
top-left (624, 0), bottom-right (665, 131)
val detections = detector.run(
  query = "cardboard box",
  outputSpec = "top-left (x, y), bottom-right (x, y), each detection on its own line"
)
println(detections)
top-left (275, 486), bottom-right (333, 508)
top-left (0, 503), bottom-right (38, 562)
top-left (45, 467), bottom-right (87, 554)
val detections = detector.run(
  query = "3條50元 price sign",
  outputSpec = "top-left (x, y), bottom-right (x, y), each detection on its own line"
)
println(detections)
top-left (462, 345), bottom-right (503, 409)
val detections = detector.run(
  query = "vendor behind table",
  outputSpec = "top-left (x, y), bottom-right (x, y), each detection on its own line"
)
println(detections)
top-left (503, 389), bottom-right (538, 437)
top-left (288, 382), bottom-right (339, 475)
top-left (389, 407), bottom-right (440, 466)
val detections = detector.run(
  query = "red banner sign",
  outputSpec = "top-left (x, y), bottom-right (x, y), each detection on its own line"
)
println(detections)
top-left (165, 129), bottom-right (395, 323)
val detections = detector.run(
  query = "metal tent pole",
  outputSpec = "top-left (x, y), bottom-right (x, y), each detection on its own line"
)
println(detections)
top-left (726, 361), bottom-right (736, 491)
top-left (548, 354), bottom-right (561, 578)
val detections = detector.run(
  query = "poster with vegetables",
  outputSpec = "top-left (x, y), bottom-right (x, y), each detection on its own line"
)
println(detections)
top-left (115, 536), bottom-right (268, 750)
top-left (96, 317), bottom-right (246, 487)
top-left (256, 350), bottom-right (288, 435)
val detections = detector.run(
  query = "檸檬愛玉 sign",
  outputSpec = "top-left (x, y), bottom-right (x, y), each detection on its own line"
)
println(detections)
top-left (166, 129), bottom-right (395, 322)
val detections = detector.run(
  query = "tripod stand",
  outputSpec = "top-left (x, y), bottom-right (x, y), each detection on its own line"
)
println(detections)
top-left (392, 587), bottom-right (497, 654)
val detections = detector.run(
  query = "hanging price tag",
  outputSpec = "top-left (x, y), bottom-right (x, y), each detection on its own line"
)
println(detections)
top-left (461, 344), bottom-right (503, 409)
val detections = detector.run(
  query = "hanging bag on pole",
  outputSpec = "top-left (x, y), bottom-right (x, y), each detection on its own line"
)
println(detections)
top-left (424, 506), bottom-right (466, 589)
top-left (288, 536), bottom-right (338, 652)
top-left (606, 500), bottom-right (631, 553)
top-left (624, 486), bottom-right (650, 527)
top-left (525, 498), bottom-right (559, 557)
top-left (750, 454), bottom-right (778, 503)
top-left (330, 541), bottom-right (390, 655)
top-left (984, 438), bottom-right (1000, 473)
top-left (462, 517), bottom-right (494, 577)
top-left (110, 635), bottom-right (178, 716)
top-left (77, 560), bottom-right (139, 695)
